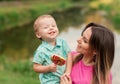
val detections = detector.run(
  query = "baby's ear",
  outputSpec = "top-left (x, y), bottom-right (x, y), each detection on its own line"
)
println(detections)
top-left (36, 32), bottom-right (41, 39)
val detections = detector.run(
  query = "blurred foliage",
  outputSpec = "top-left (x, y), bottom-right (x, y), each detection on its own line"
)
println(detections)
top-left (0, 55), bottom-right (39, 84)
top-left (89, 0), bottom-right (120, 31)
top-left (52, 6), bottom-right (85, 31)
top-left (0, 55), bottom-right (36, 77)
top-left (71, 0), bottom-right (91, 2)
top-left (0, 0), bottom-right (74, 31)
top-left (98, 0), bottom-right (120, 30)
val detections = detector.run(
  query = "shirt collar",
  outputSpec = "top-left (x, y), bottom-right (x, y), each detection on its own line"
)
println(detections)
top-left (42, 38), bottom-right (62, 50)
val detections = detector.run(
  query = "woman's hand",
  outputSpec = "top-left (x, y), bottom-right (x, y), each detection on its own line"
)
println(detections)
top-left (60, 75), bottom-right (72, 84)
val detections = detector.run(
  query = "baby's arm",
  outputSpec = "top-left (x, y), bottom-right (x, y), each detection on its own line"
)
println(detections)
top-left (64, 51), bottom-right (80, 75)
top-left (33, 63), bottom-right (57, 73)
top-left (64, 52), bottom-right (73, 75)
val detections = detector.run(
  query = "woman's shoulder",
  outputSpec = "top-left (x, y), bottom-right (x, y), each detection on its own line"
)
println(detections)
top-left (71, 51), bottom-right (80, 61)
top-left (71, 51), bottom-right (78, 55)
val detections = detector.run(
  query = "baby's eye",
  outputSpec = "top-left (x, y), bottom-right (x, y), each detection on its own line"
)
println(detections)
top-left (52, 25), bottom-right (55, 27)
top-left (44, 26), bottom-right (48, 29)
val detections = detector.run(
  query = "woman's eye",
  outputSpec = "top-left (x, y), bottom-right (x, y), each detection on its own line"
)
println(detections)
top-left (83, 38), bottom-right (88, 43)
top-left (84, 40), bottom-right (87, 43)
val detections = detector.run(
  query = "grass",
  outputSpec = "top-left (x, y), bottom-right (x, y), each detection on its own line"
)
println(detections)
top-left (0, 70), bottom-right (40, 84)
top-left (0, 55), bottom-right (40, 84)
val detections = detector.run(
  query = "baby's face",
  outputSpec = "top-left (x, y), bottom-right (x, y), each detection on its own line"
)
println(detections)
top-left (36, 17), bottom-right (59, 42)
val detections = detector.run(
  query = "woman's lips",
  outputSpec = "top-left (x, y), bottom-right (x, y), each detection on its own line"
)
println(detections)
top-left (76, 44), bottom-right (82, 50)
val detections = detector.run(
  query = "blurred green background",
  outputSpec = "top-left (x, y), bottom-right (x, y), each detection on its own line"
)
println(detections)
top-left (0, 0), bottom-right (120, 84)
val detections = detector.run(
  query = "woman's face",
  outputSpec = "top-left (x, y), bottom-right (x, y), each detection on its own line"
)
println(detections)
top-left (76, 27), bottom-right (92, 55)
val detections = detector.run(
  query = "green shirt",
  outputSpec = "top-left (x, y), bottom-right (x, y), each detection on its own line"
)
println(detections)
top-left (33, 37), bottom-right (70, 84)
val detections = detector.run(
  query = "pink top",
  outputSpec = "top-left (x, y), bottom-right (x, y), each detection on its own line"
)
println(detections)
top-left (70, 51), bottom-right (112, 84)
top-left (70, 60), bottom-right (93, 84)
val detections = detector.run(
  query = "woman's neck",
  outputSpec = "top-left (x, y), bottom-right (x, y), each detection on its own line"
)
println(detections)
top-left (82, 55), bottom-right (94, 66)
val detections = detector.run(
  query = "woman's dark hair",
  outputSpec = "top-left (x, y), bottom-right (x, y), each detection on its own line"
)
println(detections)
top-left (74, 22), bottom-right (115, 84)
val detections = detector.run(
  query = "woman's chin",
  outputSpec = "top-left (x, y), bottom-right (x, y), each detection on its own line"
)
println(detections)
top-left (76, 49), bottom-right (82, 53)
top-left (76, 49), bottom-right (80, 52)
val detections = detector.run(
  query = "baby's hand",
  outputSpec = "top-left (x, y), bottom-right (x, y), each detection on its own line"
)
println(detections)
top-left (49, 63), bottom-right (57, 72)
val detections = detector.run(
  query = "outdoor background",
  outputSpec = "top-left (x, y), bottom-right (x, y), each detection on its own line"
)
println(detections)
top-left (0, 0), bottom-right (120, 84)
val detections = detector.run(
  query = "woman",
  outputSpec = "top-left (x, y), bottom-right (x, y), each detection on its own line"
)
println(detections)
top-left (60, 22), bottom-right (115, 84)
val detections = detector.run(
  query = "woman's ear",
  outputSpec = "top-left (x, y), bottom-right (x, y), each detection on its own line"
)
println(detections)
top-left (36, 32), bottom-right (41, 39)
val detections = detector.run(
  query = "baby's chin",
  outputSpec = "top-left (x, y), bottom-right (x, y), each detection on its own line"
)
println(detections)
top-left (51, 35), bottom-right (58, 39)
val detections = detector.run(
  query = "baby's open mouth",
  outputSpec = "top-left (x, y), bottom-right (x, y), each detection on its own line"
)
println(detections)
top-left (49, 31), bottom-right (55, 34)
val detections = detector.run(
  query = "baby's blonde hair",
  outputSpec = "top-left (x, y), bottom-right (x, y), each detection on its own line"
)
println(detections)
top-left (33, 14), bottom-right (53, 32)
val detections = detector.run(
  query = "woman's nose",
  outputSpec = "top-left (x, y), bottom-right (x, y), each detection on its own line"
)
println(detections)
top-left (77, 39), bottom-right (81, 44)
top-left (77, 37), bottom-right (82, 44)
